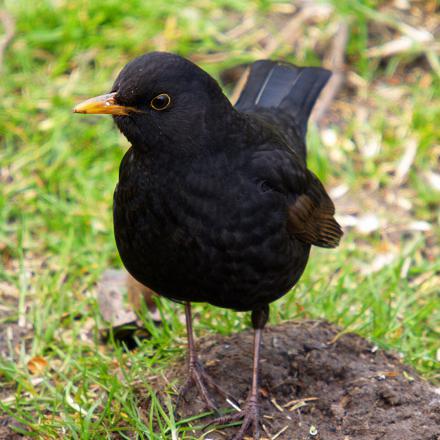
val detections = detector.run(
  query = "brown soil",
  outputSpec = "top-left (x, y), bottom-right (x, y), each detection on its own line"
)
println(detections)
top-left (0, 422), bottom-right (26, 440)
top-left (173, 321), bottom-right (440, 440)
top-left (1, 320), bottom-right (439, 439)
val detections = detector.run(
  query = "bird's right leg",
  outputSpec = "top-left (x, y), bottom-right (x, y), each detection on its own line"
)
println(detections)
top-left (206, 305), bottom-right (269, 440)
top-left (176, 302), bottom-right (234, 412)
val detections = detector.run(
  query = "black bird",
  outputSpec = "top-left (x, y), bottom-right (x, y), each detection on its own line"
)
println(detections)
top-left (74, 52), bottom-right (342, 439)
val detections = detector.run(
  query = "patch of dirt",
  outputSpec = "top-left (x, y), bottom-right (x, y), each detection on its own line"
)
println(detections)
top-left (0, 419), bottom-right (28, 440)
top-left (172, 321), bottom-right (440, 440)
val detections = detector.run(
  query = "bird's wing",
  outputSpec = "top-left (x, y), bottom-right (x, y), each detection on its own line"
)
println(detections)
top-left (250, 148), bottom-right (343, 248)
top-left (287, 171), bottom-right (342, 248)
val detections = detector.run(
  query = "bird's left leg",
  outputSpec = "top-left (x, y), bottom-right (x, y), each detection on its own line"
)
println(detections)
top-left (207, 304), bottom-right (269, 440)
top-left (176, 302), bottom-right (233, 412)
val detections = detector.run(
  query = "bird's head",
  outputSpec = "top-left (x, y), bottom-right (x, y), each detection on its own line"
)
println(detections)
top-left (74, 52), bottom-right (233, 153)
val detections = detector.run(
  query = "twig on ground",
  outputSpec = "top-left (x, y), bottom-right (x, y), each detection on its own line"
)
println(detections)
top-left (271, 425), bottom-right (288, 440)
top-left (394, 137), bottom-right (418, 186)
top-left (362, 5), bottom-right (439, 75)
top-left (262, 4), bottom-right (332, 57)
top-left (366, 37), bottom-right (439, 59)
top-left (312, 21), bottom-right (349, 124)
top-left (0, 10), bottom-right (15, 73)
top-left (230, 67), bottom-right (249, 105)
top-left (230, 4), bottom-right (333, 106)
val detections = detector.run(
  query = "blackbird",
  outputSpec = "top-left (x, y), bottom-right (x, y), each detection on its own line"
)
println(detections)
top-left (74, 52), bottom-right (342, 439)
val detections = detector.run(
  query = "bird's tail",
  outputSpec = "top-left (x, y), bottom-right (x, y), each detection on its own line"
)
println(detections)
top-left (235, 60), bottom-right (331, 142)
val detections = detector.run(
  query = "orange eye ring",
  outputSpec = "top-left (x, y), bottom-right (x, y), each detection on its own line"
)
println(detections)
top-left (150, 93), bottom-right (171, 111)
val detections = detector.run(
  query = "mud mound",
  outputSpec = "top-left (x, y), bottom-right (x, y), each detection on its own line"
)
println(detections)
top-left (174, 320), bottom-right (440, 440)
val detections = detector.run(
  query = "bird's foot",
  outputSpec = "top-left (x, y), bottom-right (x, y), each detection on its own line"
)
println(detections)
top-left (176, 360), bottom-right (234, 413)
top-left (207, 395), bottom-right (260, 440)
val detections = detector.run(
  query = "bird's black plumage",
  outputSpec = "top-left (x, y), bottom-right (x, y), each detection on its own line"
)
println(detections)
top-left (109, 52), bottom-right (341, 312)
top-left (74, 51), bottom-right (342, 439)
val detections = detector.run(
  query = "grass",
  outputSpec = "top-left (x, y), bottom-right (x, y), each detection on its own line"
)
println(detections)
top-left (1, 0), bottom-right (439, 438)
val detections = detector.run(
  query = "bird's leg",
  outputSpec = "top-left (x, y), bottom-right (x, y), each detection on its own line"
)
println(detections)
top-left (176, 302), bottom-right (233, 412)
top-left (207, 305), bottom-right (269, 440)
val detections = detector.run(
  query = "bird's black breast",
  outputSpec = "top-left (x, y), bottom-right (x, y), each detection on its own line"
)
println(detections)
top-left (113, 147), bottom-right (310, 312)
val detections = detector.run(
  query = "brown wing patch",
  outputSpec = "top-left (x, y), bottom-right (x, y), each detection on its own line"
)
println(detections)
top-left (287, 186), bottom-right (343, 249)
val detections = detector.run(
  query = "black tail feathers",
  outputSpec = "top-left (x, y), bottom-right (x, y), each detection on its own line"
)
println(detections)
top-left (235, 60), bottom-right (331, 141)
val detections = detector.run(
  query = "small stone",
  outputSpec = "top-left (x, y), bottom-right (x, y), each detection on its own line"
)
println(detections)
top-left (309, 425), bottom-right (319, 436)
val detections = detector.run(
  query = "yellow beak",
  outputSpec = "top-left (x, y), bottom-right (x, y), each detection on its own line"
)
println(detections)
top-left (73, 92), bottom-right (137, 115)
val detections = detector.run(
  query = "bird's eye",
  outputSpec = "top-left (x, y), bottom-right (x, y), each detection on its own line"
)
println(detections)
top-left (150, 93), bottom-right (171, 111)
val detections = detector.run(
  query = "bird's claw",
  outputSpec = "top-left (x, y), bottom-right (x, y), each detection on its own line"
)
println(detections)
top-left (176, 360), bottom-right (237, 413)
top-left (206, 396), bottom-right (261, 440)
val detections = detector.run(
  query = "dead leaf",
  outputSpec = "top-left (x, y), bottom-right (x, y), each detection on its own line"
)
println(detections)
top-left (361, 252), bottom-right (397, 275)
top-left (377, 371), bottom-right (400, 378)
top-left (97, 269), bottom-right (138, 327)
top-left (27, 356), bottom-right (48, 375)
top-left (126, 272), bottom-right (157, 313)
top-left (394, 138), bottom-right (418, 185)
top-left (356, 214), bottom-right (381, 234)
